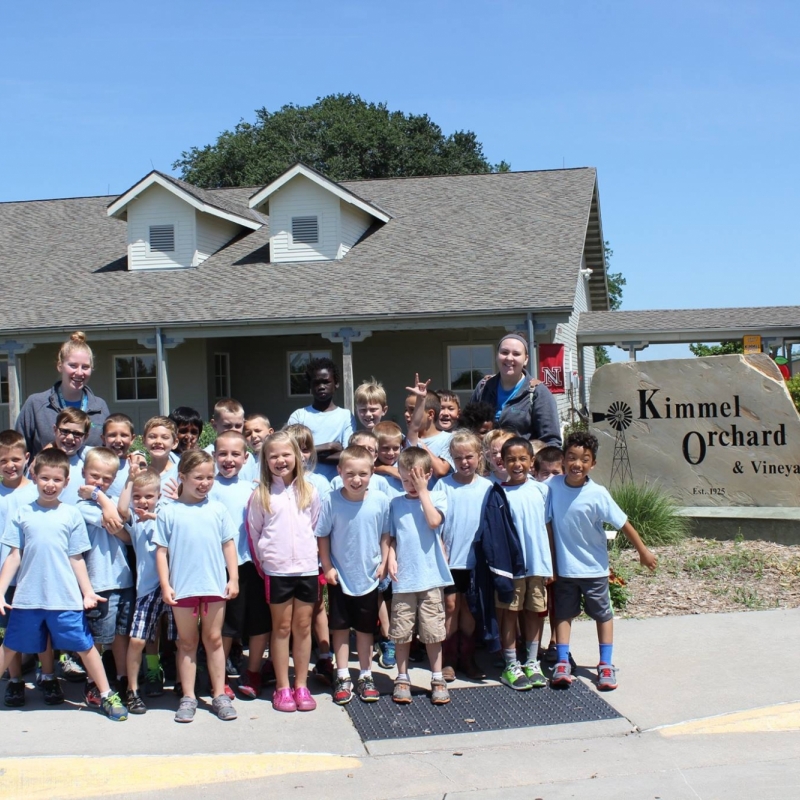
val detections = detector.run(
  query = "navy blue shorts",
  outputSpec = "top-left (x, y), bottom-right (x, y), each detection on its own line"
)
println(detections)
top-left (3, 608), bottom-right (94, 654)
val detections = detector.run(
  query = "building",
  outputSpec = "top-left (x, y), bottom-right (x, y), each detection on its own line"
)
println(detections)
top-left (0, 164), bottom-right (610, 430)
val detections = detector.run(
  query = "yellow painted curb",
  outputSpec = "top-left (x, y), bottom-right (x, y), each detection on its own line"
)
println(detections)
top-left (658, 702), bottom-right (800, 737)
top-left (0, 752), bottom-right (361, 799)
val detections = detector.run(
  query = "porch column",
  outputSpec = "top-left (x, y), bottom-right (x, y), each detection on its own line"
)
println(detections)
top-left (615, 341), bottom-right (649, 361)
top-left (138, 330), bottom-right (185, 417)
top-left (0, 340), bottom-right (35, 427)
top-left (577, 347), bottom-right (586, 406)
top-left (322, 328), bottom-right (372, 412)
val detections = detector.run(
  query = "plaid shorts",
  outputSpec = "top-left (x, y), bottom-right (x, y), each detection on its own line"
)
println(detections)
top-left (130, 588), bottom-right (176, 642)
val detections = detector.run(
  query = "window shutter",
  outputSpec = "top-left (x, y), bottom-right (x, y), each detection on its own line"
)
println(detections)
top-left (149, 224), bottom-right (175, 252)
top-left (292, 216), bottom-right (318, 244)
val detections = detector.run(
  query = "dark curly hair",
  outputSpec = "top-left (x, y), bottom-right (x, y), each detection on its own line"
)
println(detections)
top-left (564, 431), bottom-right (599, 459)
top-left (306, 356), bottom-right (339, 384)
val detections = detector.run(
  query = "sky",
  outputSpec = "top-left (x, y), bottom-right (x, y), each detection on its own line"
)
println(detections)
top-left (1, 1), bottom-right (798, 361)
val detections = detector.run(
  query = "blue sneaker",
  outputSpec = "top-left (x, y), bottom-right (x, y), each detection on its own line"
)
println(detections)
top-left (378, 641), bottom-right (396, 669)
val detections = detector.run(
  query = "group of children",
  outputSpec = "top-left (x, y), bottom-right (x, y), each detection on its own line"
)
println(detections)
top-left (0, 355), bottom-right (657, 725)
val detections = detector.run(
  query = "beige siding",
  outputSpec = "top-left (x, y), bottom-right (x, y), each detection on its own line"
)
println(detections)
top-left (553, 265), bottom-right (589, 420)
top-left (126, 185), bottom-right (196, 270)
top-left (195, 212), bottom-right (240, 265)
top-left (269, 176), bottom-right (341, 263)
top-left (338, 202), bottom-right (372, 258)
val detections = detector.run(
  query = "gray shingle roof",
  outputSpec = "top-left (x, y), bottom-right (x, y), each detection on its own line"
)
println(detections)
top-left (0, 168), bottom-right (599, 335)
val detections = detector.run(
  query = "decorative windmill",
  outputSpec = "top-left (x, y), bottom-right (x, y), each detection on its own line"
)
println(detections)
top-left (592, 401), bottom-right (633, 486)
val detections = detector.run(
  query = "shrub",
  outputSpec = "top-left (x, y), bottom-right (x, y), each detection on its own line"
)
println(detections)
top-left (609, 481), bottom-right (690, 549)
top-left (787, 375), bottom-right (800, 415)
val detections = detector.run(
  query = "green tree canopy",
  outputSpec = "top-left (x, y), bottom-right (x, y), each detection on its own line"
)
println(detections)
top-left (594, 241), bottom-right (625, 367)
top-left (174, 93), bottom-right (510, 188)
top-left (689, 341), bottom-right (744, 357)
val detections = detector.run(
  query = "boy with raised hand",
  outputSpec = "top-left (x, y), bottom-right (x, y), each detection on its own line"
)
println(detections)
top-left (387, 447), bottom-right (451, 706)
top-left (288, 357), bottom-right (355, 481)
top-left (354, 379), bottom-right (388, 432)
top-left (0, 448), bottom-right (128, 720)
top-left (76, 447), bottom-right (134, 703)
top-left (317, 445), bottom-right (390, 706)
top-left (204, 399), bottom-right (259, 482)
top-left (208, 430), bottom-right (270, 700)
top-left (117, 467), bottom-right (174, 713)
top-left (404, 376), bottom-right (452, 481)
top-left (548, 431), bottom-right (657, 691)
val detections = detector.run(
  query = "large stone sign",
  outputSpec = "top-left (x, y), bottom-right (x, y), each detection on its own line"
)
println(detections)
top-left (588, 354), bottom-right (800, 507)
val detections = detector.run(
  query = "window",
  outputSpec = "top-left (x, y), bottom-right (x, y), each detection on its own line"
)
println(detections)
top-left (291, 216), bottom-right (318, 245)
top-left (448, 345), bottom-right (495, 392)
top-left (214, 353), bottom-right (231, 398)
top-left (149, 224), bottom-right (175, 253)
top-left (115, 355), bottom-right (158, 401)
top-left (0, 357), bottom-right (7, 404)
top-left (288, 350), bottom-right (332, 396)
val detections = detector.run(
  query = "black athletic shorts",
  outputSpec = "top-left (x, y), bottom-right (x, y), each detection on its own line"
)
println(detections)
top-left (223, 561), bottom-right (272, 638)
top-left (444, 568), bottom-right (471, 596)
top-left (265, 574), bottom-right (319, 606)
top-left (327, 583), bottom-right (380, 634)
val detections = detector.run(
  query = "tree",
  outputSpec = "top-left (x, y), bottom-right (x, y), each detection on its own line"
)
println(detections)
top-left (594, 241), bottom-right (625, 367)
top-left (689, 341), bottom-right (744, 357)
top-left (173, 94), bottom-right (509, 188)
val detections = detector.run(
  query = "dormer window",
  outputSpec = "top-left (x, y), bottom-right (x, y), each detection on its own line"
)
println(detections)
top-left (291, 215), bottom-right (319, 245)
top-left (149, 224), bottom-right (175, 253)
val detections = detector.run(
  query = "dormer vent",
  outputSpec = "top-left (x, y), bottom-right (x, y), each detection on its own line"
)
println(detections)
top-left (291, 215), bottom-right (319, 245)
top-left (149, 224), bottom-right (175, 253)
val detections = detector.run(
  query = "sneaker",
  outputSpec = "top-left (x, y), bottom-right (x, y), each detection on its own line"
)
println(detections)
top-left (441, 665), bottom-right (457, 683)
top-left (378, 641), bottom-right (396, 669)
top-left (597, 662), bottom-right (618, 691)
top-left (223, 683), bottom-right (235, 700)
top-left (212, 693), bottom-right (238, 720)
top-left (543, 643), bottom-right (559, 664)
top-left (293, 686), bottom-right (317, 712)
top-left (174, 695), bottom-right (198, 723)
top-left (272, 686), bottom-right (297, 713)
top-left (40, 677), bottom-right (65, 705)
top-left (500, 661), bottom-right (533, 691)
top-left (356, 675), bottom-right (380, 703)
top-left (144, 665), bottom-right (165, 697)
top-left (126, 689), bottom-right (147, 714)
top-left (332, 676), bottom-right (354, 706)
top-left (225, 657), bottom-right (240, 680)
top-left (522, 660), bottom-right (547, 688)
top-left (463, 658), bottom-right (486, 681)
top-left (59, 652), bottom-right (86, 682)
top-left (238, 669), bottom-right (263, 699)
top-left (101, 692), bottom-right (128, 721)
top-left (4, 680), bottom-right (25, 707)
top-left (430, 678), bottom-right (451, 705)
top-left (392, 678), bottom-right (412, 704)
top-left (313, 657), bottom-right (334, 685)
top-left (551, 661), bottom-right (573, 687)
top-left (260, 659), bottom-right (277, 685)
top-left (84, 680), bottom-right (102, 707)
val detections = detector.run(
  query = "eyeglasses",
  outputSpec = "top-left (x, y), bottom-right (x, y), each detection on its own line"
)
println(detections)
top-left (57, 427), bottom-right (86, 439)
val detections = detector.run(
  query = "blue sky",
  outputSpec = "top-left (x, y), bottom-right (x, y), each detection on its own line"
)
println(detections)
top-left (1, 1), bottom-right (797, 360)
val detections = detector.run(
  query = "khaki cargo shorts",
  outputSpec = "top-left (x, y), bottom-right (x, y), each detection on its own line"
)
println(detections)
top-left (390, 588), bottom-right (446, 644)
top-left (495, 576), bottom-right (547, 613)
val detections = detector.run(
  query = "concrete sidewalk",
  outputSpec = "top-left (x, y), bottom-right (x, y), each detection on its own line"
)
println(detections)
top-left (2, 607), bottom-right (799, 798)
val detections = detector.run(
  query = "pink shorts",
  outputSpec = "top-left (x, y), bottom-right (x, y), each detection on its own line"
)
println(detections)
top-left (174, 595), bottom-right (226, 617)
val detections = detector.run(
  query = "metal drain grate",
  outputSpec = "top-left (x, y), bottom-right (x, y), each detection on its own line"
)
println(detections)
top-left (346, 681), bottom-right (623, 741)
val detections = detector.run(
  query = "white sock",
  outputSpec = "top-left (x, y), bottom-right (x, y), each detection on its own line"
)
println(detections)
top-left (359, 669), bottom-right (371, 679)
top-left (100, 690), bottom-right (112, 699)
top-left (336, 668), bottom-right (349, 680)
top-left (432, 671), bottom-right (443, 681)
top-left (504, 648), bottom-right (517, 666)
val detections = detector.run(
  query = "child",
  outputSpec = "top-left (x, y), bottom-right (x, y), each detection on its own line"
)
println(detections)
top-left (494, 437), bottom-right (553, 691)
top-left (285, 424), bottom-right (332, 502)
top-left (76, 447), bottom-right (134, 703)
top-left (155, 449), bottom-right (240, 722)
top-left (434, 389), bottom-right (461, 432)
top-left (142, 416), bottom-right (180, 500)
top-left (287, 357), bottom-right (355, 481)
top-left (100, 413), bottom-right (137, 497)
top-left (168, 406), bottom-right (204, 463)
top-left (1, 429), bottom-right (30, 498)
top-left (247, 431), bottom-right (321, 712)
top-left (435, 432), bottom-right (492, 681)
top-left (457, 402), bottom-right (495, 436)
top-left (404, 378), bottom-right (452, 480)
top-left (243, 413), bottom-right (273, 466)
top-left (117, 468), bottom-right (174, 713)
top-left (205, 399), bottom-right (259, 482)
top-left (209, 430), bottom-right (270, 700)
top-left (330, 431), bottom-right (390, 495)
top-left (548, 432), bottom-right (656, 690)
top-left (482, 429), bottom-right (515, 482)
top-left (354, 379), bottom-right (388, 431)
top-left (52, 408), bottom-right (91, 505)
top-left (372, 421), bottom-right (407, 499)
top-left (387, 447), bottom-right (451, 706)
top-left (0, 449), bottom-right (128, 720)
top-left (317, 445), bottom-right (390, 705)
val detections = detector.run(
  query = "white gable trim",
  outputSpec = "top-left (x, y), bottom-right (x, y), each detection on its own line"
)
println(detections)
top-left (107, 172), bottom-right (262, 230)
top-left (248, 163), bottom-right (391, 223)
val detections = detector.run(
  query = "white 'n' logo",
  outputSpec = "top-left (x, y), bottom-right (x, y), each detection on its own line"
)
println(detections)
top-left (543, 367), bottom-right (563, 387)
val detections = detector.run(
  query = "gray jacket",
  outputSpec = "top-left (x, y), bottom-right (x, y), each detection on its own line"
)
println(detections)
top-left (471, 372), bottom-right (561, 446)
top-left (15, 382), bottom-right (110, 456)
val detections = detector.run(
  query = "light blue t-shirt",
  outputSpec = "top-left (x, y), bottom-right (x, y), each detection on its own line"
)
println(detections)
top-left (59, 451), bottom-right (87, 506)
top-left (153, 498), bottom-right (237, 600)
top-left (107, 458), bottom-right (130, 499)
top-left (381, 472), bottom-right (406, 499)
top-left (389, 491), bottom-right (450, 594)
top-left (158, 463), bottom-right (179, 507)
top-left (0, 483), bottom-right (39, 588)
top-left (203, 444), bottom-right (260, 483)
top-left (0, 483), bottom-right (15, 499)
top-left (286, 406), bottom-right (356, 480)
top-left (209, 474), bottom-right (256, 565)
top-left (77, 500), bottom-right (134, 592)
top-left (306, 470), bottom-right (332, 502)
top-left (531, 476), bottom-right (549, 501)
top-left (316, 489), bottom-right (390, 596)
top-left (1, 501), bottom-right (90, 610)
top-left (434, 474), bottom-right (492, 570)
top-left (330, 473), bottom-right (391, 496)
top-left (503, 481), bottom-right (553, 578)
top-left (546, 475), bottom-right (627, 579)
top-left (125, 515), bottom-right (161, 597)
top-left (420, 431), bottom-right (455, 470)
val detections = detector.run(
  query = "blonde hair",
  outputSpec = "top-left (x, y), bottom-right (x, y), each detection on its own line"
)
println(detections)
top-left (214, 430), bottom-right (247, 450)
top-left (83, 446), bottom-right (120, 472)
top-left (257, 431), bottom-right (313, 514)
top-left (397, 446), bottom-right (432, 473)
top-left (354, 379), bottom-right (387, 408)
top-left (284, 423), bottom-right (317, 470)
top-left (450, 430), bottom-right (482, 457)
top-left (482, 428), bottom-right (515, 452)
top-left (177, 449), bottom-right (214, 496)
top-left (57, 331), bottom-right (93, 369)
top-left (132, 468), bottom-right (161, 493)
top-left (143, 416), bottom-right (178, 439)
top-left (349, 430), bottom-right (378, 447)
top-left (339, 444), bottom-right (375, 469)
top-left (373, 420), bottom-right (404, 445)
top-left (0, 430), bottom-right (26, 453)
top-left (213, 398), bottom-right (245, 419)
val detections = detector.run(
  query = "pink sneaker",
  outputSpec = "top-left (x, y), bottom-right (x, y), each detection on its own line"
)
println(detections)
top-left (272, 687), bottom-right (297, 713)
top-left (293, 686), bottom-right (317, 712)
